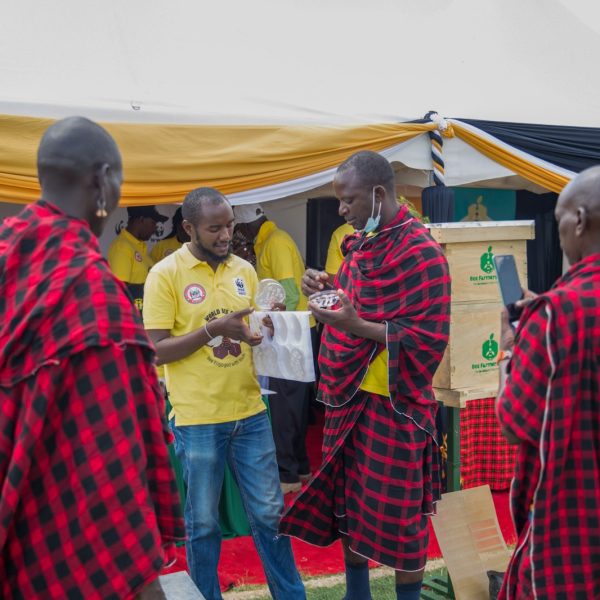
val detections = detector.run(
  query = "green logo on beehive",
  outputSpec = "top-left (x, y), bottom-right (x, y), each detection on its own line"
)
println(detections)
top-left (482, 333), bottom-right (498, 360)
top-left (480, 246), bottom-right (495, 274)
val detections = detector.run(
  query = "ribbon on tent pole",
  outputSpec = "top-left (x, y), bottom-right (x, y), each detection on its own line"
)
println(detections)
top-left (421, 111), bottom-right (455, 223)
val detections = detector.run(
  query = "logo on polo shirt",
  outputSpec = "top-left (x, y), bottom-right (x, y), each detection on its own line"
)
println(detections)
top-left (184, 283), bottom-right (206, 304)
top-left (134, 251), bottom-right (143, 262)
top-left (233, 277), bottom-right (247, 296)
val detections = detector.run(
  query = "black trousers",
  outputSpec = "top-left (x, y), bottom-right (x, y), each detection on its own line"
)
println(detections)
top-left (268, 377), bottom-right (312, 483)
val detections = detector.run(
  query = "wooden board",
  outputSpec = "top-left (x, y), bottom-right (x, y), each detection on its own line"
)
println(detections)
top-left (443, 239), bottom-right (528, 303)
top-left (427, 220), bottom-right (535, 244)
top-left (431, 485), bottom-right (511, 600)
top-left (433, 302), bottom-right (503, 391)
top-left (434, 385), bottom-right (499, 408)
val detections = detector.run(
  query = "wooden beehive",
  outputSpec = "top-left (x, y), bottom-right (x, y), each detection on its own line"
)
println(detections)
top-left (428, 221), bottom-right (535, 405)
top-left (433, 301), bottom-right (504, 391)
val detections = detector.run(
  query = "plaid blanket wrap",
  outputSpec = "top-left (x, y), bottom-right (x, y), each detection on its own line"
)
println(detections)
top-left (0, 201), bottom-right (185, 600)
top-left (280, 207), bottom-right (450, 570)
top-left (497, 254), bottom-right (600, 600)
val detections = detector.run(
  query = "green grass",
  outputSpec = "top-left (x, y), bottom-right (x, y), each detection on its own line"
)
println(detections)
top-left (226, 567), bottom-right (449, 599)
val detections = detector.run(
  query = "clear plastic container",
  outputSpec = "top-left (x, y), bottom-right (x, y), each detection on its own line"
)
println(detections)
top-left (255, 278), bottom-right (286, 309)
top-left (309, 289), bottom-right (340, 309)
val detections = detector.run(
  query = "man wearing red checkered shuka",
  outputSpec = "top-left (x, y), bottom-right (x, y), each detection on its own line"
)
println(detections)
top-left (0, 118), bottom-right (185, 600)
top-left (496, 166), bottom-right (600, 600)
top-left (280, 151), bottom-right (451, 600)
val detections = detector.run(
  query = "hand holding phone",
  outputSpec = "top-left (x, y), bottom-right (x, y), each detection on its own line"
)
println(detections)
top-left (493, 254), bottom-right (524, 325)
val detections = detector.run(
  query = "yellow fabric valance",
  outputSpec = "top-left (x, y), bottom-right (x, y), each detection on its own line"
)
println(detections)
top-left (0, 115), bottom-right (434, 205)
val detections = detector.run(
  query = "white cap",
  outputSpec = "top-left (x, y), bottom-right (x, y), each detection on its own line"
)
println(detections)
top-left (234, 203), bottom-right (265, 224)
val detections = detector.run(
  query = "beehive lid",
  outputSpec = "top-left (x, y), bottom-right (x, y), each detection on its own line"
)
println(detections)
top-left (427, 220), bottom-right (535, 244)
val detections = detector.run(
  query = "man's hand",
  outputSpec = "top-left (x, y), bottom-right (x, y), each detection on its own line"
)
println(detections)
top-left (308, 290), bottom-right (360, 332)
top-left (212, 307), bottom-right (263, 346)
top-left (500, 288), bottom-right (538, 351)
top-left (302, 269), bottom-right (331, 297)
top-left (516, 288), bottom-right (538, 310)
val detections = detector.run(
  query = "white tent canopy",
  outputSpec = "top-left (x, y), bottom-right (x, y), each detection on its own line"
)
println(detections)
top-left (1, 0), bottom-right (599, 126)
top-left (0, 0), bottom-right (598, 206)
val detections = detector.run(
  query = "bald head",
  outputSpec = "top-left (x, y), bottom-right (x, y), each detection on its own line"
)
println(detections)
top-left (337, 151), bottom-right (396, 195)
top-left (559, 166), bottom-right (600, 212)
top-left (37, 117), bottom-right (123, 236)
top-left (37, 117), bottom-right (121, 188)
top-left (556, 165), bottom-right (600, 265)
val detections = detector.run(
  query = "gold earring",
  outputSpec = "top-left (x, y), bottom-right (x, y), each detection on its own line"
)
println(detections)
top-left (95, 197), bottom-right (108, 218)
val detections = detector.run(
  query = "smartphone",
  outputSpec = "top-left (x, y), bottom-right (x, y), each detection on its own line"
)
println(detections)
top-left (493, 254), bottom-right (524, 325)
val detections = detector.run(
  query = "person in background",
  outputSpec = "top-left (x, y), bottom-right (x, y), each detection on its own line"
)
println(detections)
top-left (144, 188), bottom-right (305, 600)
top-left (234, 203), bottom-right (313, 495)
top-left (0, 116), bottom-right (185, 600)
top-left (495, 166), bottom-right (600, 599)
top-left (151, 206), bottom-right (190, 264)
top-left (108, 205), bottom-right (168, 310)
top-left (324, 222), bottom-right (355, 279)
top-left (279, 151), bottom-right (451, 600)
top-left (231, 225), bottom-right (257, 267)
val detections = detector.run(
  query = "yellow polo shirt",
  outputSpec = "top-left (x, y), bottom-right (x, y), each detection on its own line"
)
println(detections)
top-left (150, 236), bottom-right (182, 264)
top-left (149, 234), bottom-right (181, 378)
top-left (143, 245), bottom-right (264, 425)
top-left (254, 220), bottom-right (308, 312)
top-left (107, 229), bottom-right (153, 284)
top-left (325, 223), bottom-right (354, 276)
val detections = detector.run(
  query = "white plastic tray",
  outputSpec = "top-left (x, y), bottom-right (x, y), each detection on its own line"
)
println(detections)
top-left (249, 311), bottom-right (315, 382)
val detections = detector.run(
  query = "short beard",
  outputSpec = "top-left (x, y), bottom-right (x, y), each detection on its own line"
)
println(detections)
top-left (197, 242), bottom-right (231, 264)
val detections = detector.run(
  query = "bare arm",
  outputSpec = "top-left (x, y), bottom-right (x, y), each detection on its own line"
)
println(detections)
top-left (147, 327), bottom-right (212, 366)
top-left (148, 307), bottom-right (263, 366)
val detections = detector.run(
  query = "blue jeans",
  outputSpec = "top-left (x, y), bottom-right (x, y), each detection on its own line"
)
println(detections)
top-left (171, 411), bottom-right (305, 600)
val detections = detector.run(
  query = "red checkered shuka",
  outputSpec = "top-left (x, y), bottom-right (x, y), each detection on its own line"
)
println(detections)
top-left (0, 200), bottom-right (185, 600)
top-left (460, 397), bottom-right (518, 490)
top-left (280, 207), bottom-right (450, 570)
top-left (496, 254), bottom-right (600, 600)
top-left (318, 205), bottom-right (451, 436)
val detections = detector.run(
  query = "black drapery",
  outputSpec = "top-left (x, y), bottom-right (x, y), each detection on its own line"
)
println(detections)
top-left (411, 115), bottom-right (600, 174)
top-left (515, 191), bottom-right (563, 293)
top-left (421, 186), bottom-right (455, 223)
top-left (461, 119), bottom-right (600, 174)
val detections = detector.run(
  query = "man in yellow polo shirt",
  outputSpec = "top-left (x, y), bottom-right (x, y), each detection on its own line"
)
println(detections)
top-left (107, 205), bottom-right (167, 310)
top-left (234, 203), bottom-right (313, 495)
top-left (143, 188), bottom-right (305, 600)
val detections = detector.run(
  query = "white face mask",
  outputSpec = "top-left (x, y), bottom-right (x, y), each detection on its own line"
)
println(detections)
top-left (362, 187), bottom-right (382, 234)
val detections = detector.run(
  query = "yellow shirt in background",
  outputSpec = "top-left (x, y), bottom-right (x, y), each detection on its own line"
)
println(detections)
top-left (150, 236), bottom-right (182, 264)
top-left (107, 229), bottom-right (153, 284)
top-left (325, 223), bottom-right (355, 276)
top-left (254, 220), bottom-right (308, 312)
top-left (143, 245), bottom-right (264, 425)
